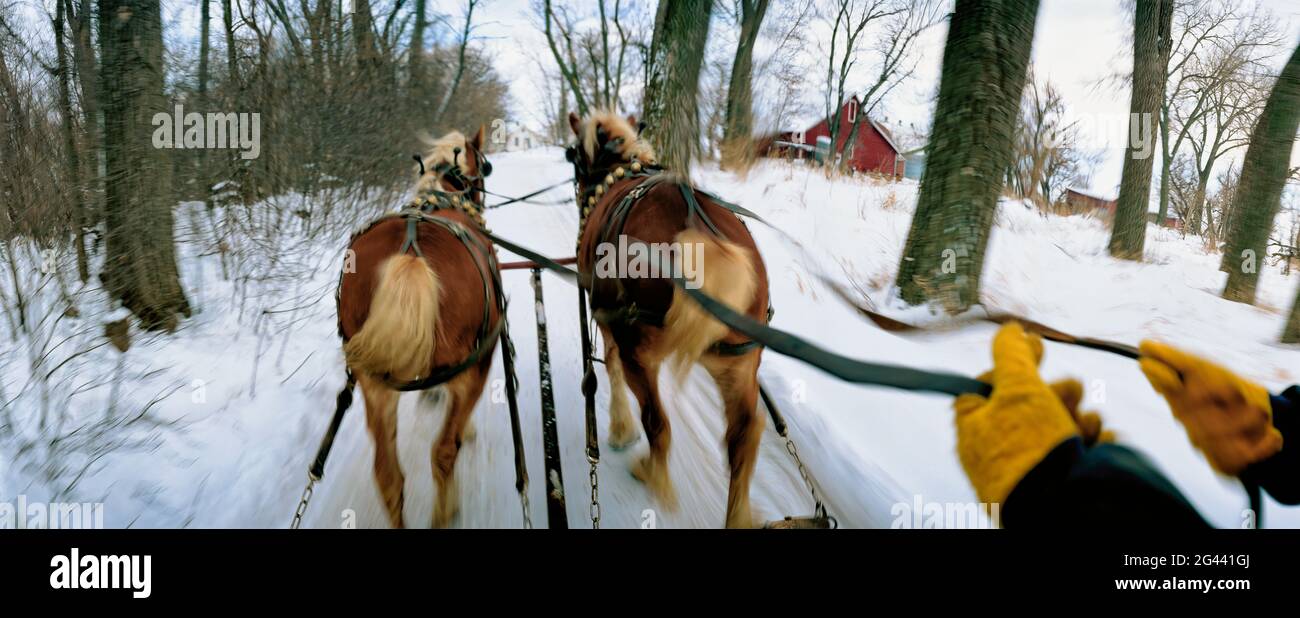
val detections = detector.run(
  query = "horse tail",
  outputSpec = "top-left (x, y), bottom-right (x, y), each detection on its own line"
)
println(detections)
top-left (662, 227), bottom-right (757, 379)
top-left (344, 253), bottom-right (441, 383)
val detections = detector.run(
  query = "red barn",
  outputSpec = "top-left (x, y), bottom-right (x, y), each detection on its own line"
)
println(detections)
top-left (1063, 187), bottom-right (1117, 217)
top-left (768, 96), bottom-right (905, 177)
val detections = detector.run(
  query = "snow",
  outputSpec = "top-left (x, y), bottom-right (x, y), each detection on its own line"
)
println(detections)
top-left (2, 148), bottom-right (1297, 529)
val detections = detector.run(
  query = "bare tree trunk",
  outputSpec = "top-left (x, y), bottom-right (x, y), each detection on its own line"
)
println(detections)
top-left (1222, 43), bottom-right (1300, 304)
top-left (353, 0), bottom-right (380, 71)
top-left (542, 0), bottom-right (590, 116)
top-left (196, 0), bottom-right (211, 204)
top-left (895, 0), bottom-right (1038, 311)
top-left (1108, 0), bottom-right (1172, 260)
top-left (54, 0), bottom-right (90, 282)
top-left (721, 0), bottom-right (770, 167)
top-left (70, 0), bottom-right (101, 233)
top-left (642, 0), bottom-right (713, 174)
top-left (409, 0), bottom-right (428, 91)
top-left (98, 0), bottom-right (190, 331)
top-left (1283, 283), bottom-right (1300, 343)
top-left (1156, 128), bottom-right (1172, 225)
top-left (223, 0), bottom-right (237, 85)
top-left (1187, 168), bottom-right (1211, 235)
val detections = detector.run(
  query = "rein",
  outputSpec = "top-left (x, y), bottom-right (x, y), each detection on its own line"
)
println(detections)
top-left (482, 226), bottom-right (992, 396)
top-left (482, 179), bottom-right (575, 209)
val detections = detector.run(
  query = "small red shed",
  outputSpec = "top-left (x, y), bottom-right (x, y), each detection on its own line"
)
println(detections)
top-left (769, 96), bottom-right (905, 177)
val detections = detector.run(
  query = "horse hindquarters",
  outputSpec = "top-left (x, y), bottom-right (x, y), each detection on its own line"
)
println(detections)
top-left (344, 254), bottom-right (442, 382)
top-left (661, 227), bottom-right (758, 379)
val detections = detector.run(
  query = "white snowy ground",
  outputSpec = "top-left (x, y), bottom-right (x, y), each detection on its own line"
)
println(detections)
top-left (2, 148), bottom-right (1297, 529)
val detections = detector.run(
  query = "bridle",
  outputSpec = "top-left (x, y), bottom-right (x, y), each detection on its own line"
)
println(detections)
top-left (414, 139), bottom-right (494, 211)
top-left (566, 127), bottom-right (655, 228)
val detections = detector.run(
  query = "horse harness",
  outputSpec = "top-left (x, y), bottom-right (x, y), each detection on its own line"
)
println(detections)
top-left (336, 189), bottom-right (506, 392)
top-left (570, 139), bottom-right (772, 356)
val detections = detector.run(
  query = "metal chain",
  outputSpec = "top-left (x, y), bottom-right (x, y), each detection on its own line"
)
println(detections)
top-left (290, 476), bottom-right (316, 529)
top-left (783, 435), bottom-right (832, 525)
top-left (589, 458), bottom-right (601, 529)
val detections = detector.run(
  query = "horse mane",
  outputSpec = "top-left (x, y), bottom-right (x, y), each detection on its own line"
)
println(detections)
top-left (414, 130), bottom-right (469, 195)
top-left (581, 110), bottom-right (657, 166)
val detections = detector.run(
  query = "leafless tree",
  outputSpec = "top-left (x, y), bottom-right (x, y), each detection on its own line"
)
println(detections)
top-left (1008, 72), bottom-right (1101, 208)
top-left (537, 0), bottom-right (649, 117)
top-left (751, 0), bottom-right (817, 138)
top-left (819, 0), bottom-right (904, 168)
top-left (1181, 66), bottom-right (1269, 235)
top-left (1155, 0), bottom-right (1282, 227)
top-left (432, 0), bottom-right (481, 126)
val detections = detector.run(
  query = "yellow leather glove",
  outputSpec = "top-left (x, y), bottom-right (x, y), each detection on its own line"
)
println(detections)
top-left (953, 323), bottom-right (1081, 505)
top-left (1138, 340), bottom-right (1282, 475)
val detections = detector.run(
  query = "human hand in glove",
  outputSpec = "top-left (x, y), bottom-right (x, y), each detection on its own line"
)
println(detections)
top-left (953, 323), bottom-right (1103, 505)
top-left (1138, 340), bottom-right (1282, 475)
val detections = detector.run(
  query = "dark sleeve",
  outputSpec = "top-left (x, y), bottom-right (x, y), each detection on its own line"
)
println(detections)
top-left (1241, 386), bottom-right (1300, 505)
top-left (1003, 437), bottom-right (1211, 529)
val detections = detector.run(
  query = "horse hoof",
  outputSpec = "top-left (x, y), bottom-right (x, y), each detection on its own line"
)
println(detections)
top-left (629, 456), bottom-right (651, 483)
top-left (607, 431), bottom-right (640, 451)
top-left (630, 456), bottom-right (678, 512)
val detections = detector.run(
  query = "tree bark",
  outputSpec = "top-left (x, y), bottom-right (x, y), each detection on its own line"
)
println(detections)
top-left (1108, 0), bottom-right (1172, 260)
top-left (69, 0), bottom-right (101, 234)
top-left (1222, 43), bottom-right (1300, 304)
top-left (195, 0), bottom-right (211, 203)
top-left (54, 0), bottom-right (90, 282)
top-left (1283, 283), bottom-right (1300, 343)
top-left (409, 0), bottom-right (428, 91)
top-left (1156, 126), bottom-right (1171, 224)
top-left (641, 0), bottom-right (713, 174)
top-left (98, 0), bottom-right (191, 331)
top-left (895, 0), bottom-right (1039, 312)
top-left (721, 0), bottom-right (770, 167)
top-left (353, 0), bottom-right (380, 72)
top-left (222, 0), bottom-right (238, 87)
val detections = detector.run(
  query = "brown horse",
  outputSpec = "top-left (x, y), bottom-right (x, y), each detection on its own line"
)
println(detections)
top-left (569, 111), bottom-right (771, 528)
top-left (336, 127), bottom-right (501, 528)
